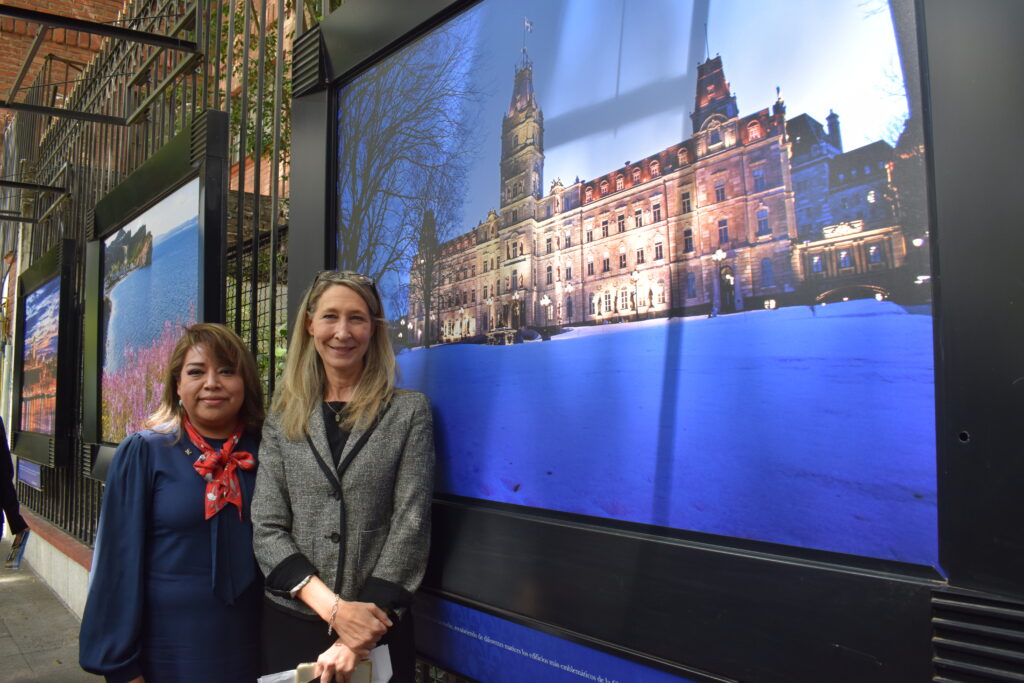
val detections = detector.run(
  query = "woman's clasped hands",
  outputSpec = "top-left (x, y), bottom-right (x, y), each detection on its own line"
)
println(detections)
top-left (314, 599), bottom-right (392, 682)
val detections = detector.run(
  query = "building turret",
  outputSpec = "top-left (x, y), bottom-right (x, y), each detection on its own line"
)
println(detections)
top-left (691, 56), bottom-right (739, 132)
top-left (826, 109), bottom-right (843, 152)
top-left (500, 58), bottom-right (545, 219)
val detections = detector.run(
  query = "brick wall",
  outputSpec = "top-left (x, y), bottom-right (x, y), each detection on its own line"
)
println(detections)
top-left (0, 0), bottom-right (127, 129)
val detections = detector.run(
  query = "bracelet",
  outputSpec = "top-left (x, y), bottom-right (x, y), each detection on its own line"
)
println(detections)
top-left (327, 595), bottom-right (340, 636)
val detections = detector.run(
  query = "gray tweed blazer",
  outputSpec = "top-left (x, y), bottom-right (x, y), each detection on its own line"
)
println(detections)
top-left (251, 390), bottom-right (435, 616)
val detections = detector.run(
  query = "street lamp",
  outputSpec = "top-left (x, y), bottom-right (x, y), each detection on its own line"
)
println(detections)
top-left (710, 248), bottom-right (727, 316)
top-left (540, 293), bottom-right (552, 325)
top-left (630, 269), bottom-right (640, 321)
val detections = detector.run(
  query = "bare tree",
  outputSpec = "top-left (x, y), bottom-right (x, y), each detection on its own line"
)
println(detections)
top-left (335, 15), bottom-right (479, 324)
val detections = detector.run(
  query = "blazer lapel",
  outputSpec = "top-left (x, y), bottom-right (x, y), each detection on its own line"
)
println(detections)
top-left (337, 421), bottom-right (369, 477)
top-left (307, 406), bottom-right (340, 489)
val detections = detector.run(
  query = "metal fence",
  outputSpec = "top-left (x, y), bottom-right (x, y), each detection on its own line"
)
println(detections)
top-left (3, 0), bottom-right (310, 545)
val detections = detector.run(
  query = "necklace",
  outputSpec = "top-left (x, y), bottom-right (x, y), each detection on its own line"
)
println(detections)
top-left (325, 401), bottom-right (346, 425)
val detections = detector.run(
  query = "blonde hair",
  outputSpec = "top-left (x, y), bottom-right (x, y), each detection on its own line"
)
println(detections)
top-left (272, 271), bottom-right (395, 440)
top-left (145, 323), bottom-right (266, 438)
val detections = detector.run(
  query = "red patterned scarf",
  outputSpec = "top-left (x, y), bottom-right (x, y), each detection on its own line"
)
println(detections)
top-left (185, 415), bottom-right (256, 520)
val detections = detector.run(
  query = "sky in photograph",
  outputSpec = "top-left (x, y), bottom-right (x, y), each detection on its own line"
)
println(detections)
top-left (449, 0), bottom-right (908, 234)
top-left (105, 177), bottom-right (199, 246)
top-left (24, 275), bottom-right (60, 357)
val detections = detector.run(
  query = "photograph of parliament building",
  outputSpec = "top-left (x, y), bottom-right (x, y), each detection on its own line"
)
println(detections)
top-left (410, 51), bottom-right (929, 345)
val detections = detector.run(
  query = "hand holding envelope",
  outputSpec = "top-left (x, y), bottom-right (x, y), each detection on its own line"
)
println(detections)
top-left (257, 644), bottom-right (392, 683)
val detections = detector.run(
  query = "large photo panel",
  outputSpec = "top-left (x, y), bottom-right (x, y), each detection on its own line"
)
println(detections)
top-left (335, 0), bottom-right (935, 566)
top-left (100, 177), bottom-right (200, 442)
top-left (19, 275), bottom-right (60, 435)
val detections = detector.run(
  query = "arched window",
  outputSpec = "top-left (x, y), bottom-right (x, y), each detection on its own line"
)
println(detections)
top-left (650, 160), bottom-right (660, 177)
top-left (709, 123), bottom-right (722, 146)
top-left (599, 179), bottom-right (609, 194)
top-left (615, 175), bottom-right (624, 191)
top-left (631, 167), bottom-right (641, 184)
top-left (678, 148), bottom-right (689, 165)
top-left (585, 186), bottom-right (594, 202)
top-left (747, 120), bottom-right (763, 141)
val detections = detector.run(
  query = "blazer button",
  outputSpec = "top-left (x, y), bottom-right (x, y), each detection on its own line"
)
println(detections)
top-left (327, 532), bottom-right (341, 543)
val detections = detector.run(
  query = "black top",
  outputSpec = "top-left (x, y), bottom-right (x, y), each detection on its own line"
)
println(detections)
top-left (321, 401), bottom-right (351, 466)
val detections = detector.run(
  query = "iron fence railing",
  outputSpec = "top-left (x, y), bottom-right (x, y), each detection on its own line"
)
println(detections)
top-left (2, 0), bottom-right (311, 545)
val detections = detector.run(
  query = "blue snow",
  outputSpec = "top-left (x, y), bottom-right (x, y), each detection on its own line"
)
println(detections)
top-left (397, 300), bottom-right (938, 567)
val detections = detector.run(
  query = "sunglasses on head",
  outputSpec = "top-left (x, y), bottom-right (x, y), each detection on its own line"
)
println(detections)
top-left (313, 270), bottom-right (375, 287)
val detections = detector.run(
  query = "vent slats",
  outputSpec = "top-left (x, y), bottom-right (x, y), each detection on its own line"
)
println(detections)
top-left (934, 590), bottom-right (1024, 682)
top-left (292, 27), bottom-right (324, 97)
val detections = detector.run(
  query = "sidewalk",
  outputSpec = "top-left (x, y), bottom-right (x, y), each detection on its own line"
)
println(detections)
top-left (0, 535), bottom-right (101, 683)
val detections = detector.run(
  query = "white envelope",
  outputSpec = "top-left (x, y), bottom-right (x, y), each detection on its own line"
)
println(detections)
top-left (257, 644), bottom-right (391, 683)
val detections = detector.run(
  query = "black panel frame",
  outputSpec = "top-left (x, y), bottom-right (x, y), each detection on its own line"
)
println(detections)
top-left (285, 0), bottom-right (1024, 679)
top-left (82, 110), bottom-right (229, 477)
top-left (11, 239), bottom-right (77, 468)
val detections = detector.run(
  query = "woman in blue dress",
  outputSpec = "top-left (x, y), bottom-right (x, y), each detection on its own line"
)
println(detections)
top-left (80, 323), bottom-right (265, 683)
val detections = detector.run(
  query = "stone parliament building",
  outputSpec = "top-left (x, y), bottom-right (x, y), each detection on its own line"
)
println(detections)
top-left (409, 52), bottom-right (928, 345)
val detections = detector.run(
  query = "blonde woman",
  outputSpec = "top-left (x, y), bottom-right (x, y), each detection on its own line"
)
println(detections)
top-left (80, 323), bottom-right (265, 682)
top-left (253, 271), bottom-right (435, 682)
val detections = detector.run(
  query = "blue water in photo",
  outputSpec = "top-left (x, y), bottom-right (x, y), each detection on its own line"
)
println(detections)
top-left (104, 219), bottom-right (198, 371)
top-left (397, 300), bottom-right (937, 567)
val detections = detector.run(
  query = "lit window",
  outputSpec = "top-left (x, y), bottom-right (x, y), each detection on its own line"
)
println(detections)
top-left (681, 191), bottom-right (692, 213)
top-left (868, 244), bottom-right (883, 264)
top-left (838, 249), bottom-right (853, 268)
top-left (747, 120), bottom-right (763, 141)
top-left (718, 219), bottom-right (729, 244)
top-left (715, 181), bottom-right (726, 202)
top-left (761, 258), bottom-right (775, 288)
top-left (756, 209), bottom-right (770, 236)
top-left (655, 242), bottom-right (664, 260)
top-left (657, 283), bottom-right (666, 304)
top-left (634, 209), bottom-right (643, 228)
top-left (811, 254), bottom-right (823, 273)
top-left (603, 291), bottom-right (612, 312)
top-left (686, 272), bottom-right (696, 298)
top-left (619, 289), bottom-right (630, 310)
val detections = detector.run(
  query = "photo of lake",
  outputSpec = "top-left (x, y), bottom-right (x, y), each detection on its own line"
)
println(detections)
top-left (20, 275), bottom-right (60, 435)
top-left (101, 178), bottom-right (199, 442)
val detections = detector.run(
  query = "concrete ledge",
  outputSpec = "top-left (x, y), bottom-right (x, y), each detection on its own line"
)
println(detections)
top-left (10, 508), bottom-right (94, 620)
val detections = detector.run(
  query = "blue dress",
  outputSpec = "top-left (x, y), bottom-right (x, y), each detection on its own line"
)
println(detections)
top-left (80, 429), bottom-right (261, 683)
